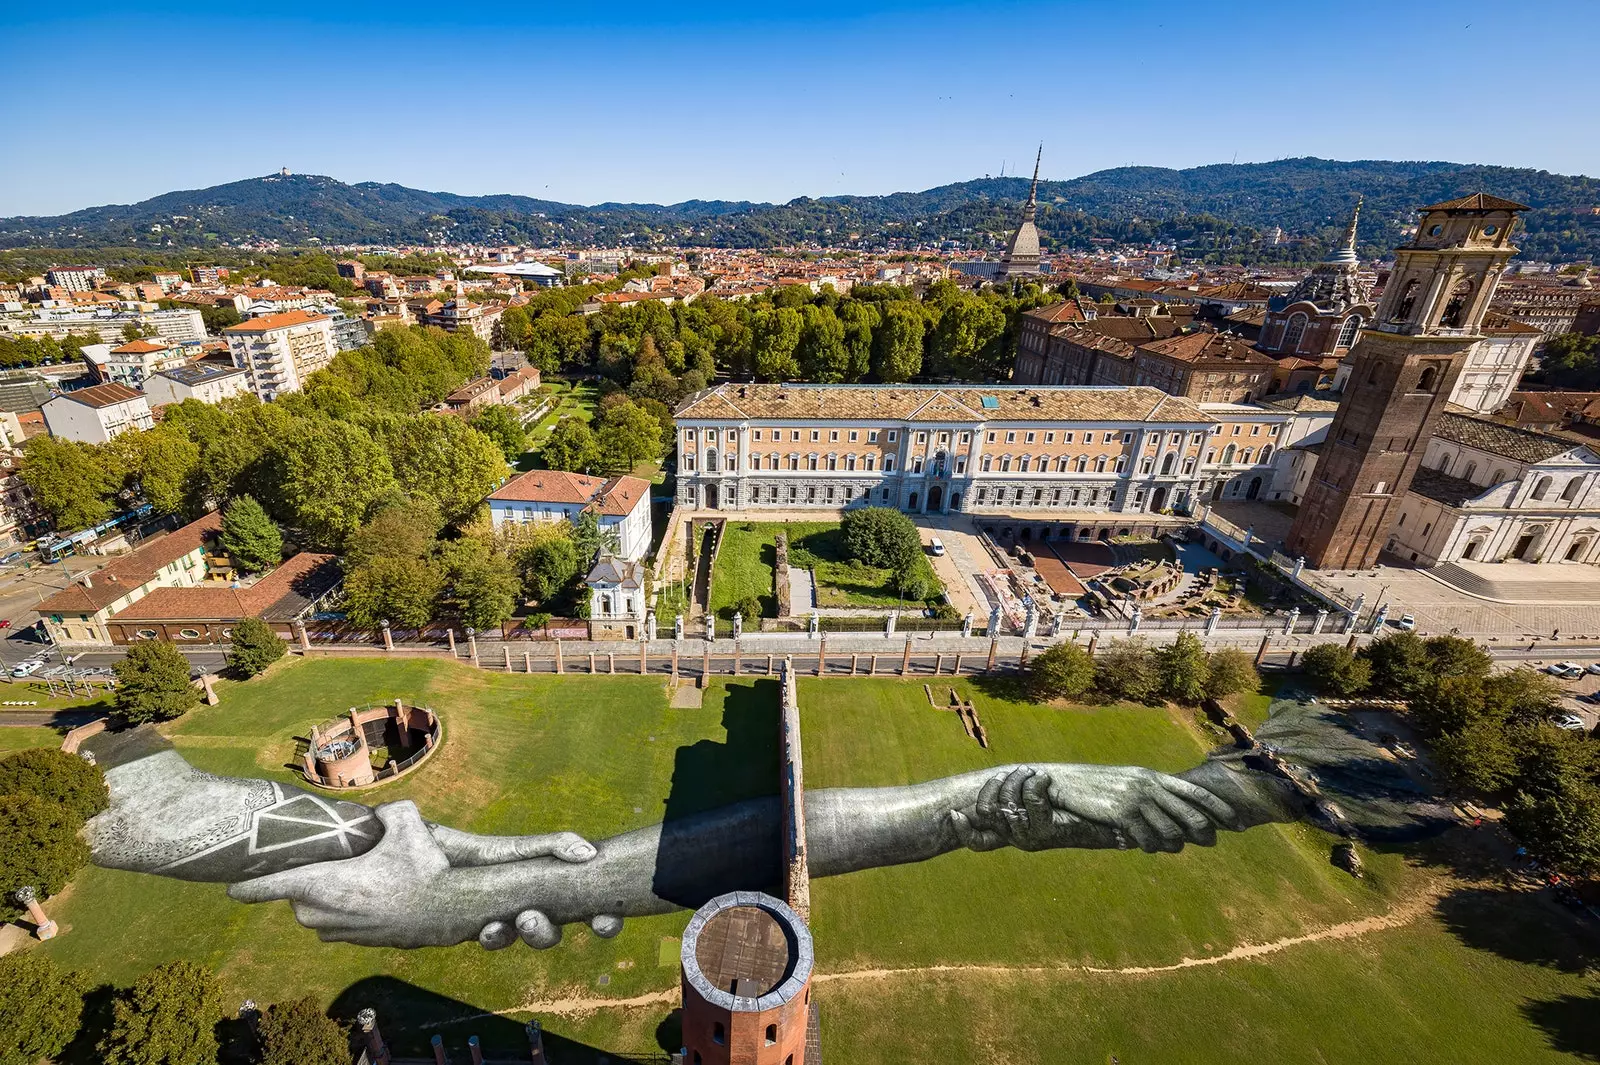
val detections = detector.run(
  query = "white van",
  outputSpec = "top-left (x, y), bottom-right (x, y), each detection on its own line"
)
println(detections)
top-left (928, 537), bottom-right (946, 557)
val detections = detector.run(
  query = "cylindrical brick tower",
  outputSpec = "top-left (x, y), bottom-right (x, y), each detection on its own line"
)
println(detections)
top-left (680, 891), bottom-right (814, 1065)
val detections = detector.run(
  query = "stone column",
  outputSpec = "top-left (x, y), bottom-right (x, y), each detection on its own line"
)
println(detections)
top-left (1312, 608), bottom-right (1328, 635)
top-left (1292, 556), bottom-right (1305, 580)
top-left (1019, 641), bottom-right (1030, 669)
top-left (901, 637), bottom-right (913, 674)
top-left (886, 612), bottom-right (897, 638)
top-left (607, 652), bottom-right (615, 674)
top-left (14, 887), bottom-right (56, 939)
top-left (466, 628), bottom-right (480, 667)
top-left (524, 651), bottom-right (532, 673)
top-left (733, 640), bottom-right (742, 676)
top-left (732, 612), bottom-right (743, 640)
top-left (357, 1008), bottom-right (389, 1065)
top-left (706, 614), bottom-right (716, 642)
top-left (469, 1035), bottom-right (484, 1065)
top-left (670, 643), bottom-right (679, 680)
top-left (817, 634), bottom-right (827, 676)
top-left (850, 653), bottom-right (859, 675)
top-left (935, 652), bottom-right (945, 675)
top-left (555, 639), bottom-right (564, 675)
top-left (1022, 604), bottom-right (1038, 638)
top-left (987, 633), bottom-right (999, 671)
top-left (1283, 607), bottom-right (1300, 636)
top-left (988, 604), bottom-right (1002, 636)
top-left (1205, 606), bottom-right (1221, 636)
top-left (961, 612), bottom-right (973, 638)
top-left (646, 611), bottom-right (657, 643)
top-left (381, 620), bottom-right (394, 652)
top-left (701, 641), bottom-right (710, 679)
top-left (810, 613), bottom-right (820, 639)
top-left (674, 614), bottom-right (684, 642)
top-left (1087, 632), bottom-right (1099, 656)
top-left (503, 646), bottom-right (512, 671)
top-left (296, 619), bottom-right (310, 652)
top-left (1129, 605), bottom-right (1143, 633)
top-left (1255, 632), bottom-right (1272, 666)
top-left (642, 639), bottom-right (649, 675)
top-left (953, 652), bottom-right (963, 675)
top-left (527, 1020), bottom-right (547, 1064)
top-left (447, 629), bottom-right (458, 657)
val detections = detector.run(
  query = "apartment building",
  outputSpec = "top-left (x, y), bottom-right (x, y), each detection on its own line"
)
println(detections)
top-left (44, 266), bottom-right (107, 292)
top-left (222, 310), bottom-right (337, 400)
top-left (0, 308), bottom-right (207, 344)
top-left (104, 338), bottom-right (190, 389)
top-left (41, 383), bottom-right (154, 443)
top-left (144, 363), bottom-right (251, 407)
top-left (673, 384), bottom-right (1288, 528)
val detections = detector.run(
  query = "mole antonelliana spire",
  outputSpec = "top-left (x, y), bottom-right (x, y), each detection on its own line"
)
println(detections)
top-left (1001, 143), bottom-right (1044, 277)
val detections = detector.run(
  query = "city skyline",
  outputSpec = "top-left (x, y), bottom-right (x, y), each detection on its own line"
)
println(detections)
top-left (3, 0), bottom-right (1597, 217)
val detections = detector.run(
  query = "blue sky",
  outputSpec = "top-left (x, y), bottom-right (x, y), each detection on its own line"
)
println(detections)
top-left (2, 0), bottom-right (1594, 216)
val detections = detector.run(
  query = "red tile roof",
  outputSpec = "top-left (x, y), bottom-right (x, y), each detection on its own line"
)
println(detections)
top-left (111, 339), bottom-right (170, 354)
top-left (39, 512), bottom-right (223, 615)
top-left (489, 471), bottom-right (650, 516)
top-left (221, 309), bottom-right (328, 334)
top-left (110, 552), bottom-right (339, 622)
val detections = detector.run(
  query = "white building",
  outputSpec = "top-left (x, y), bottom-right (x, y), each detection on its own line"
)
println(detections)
top-left (104, 338), bottom-right (191, 389)
top-left (0, 308), bottom-right (207, 345)
top-left (144, 363), bottom-right (251, 407)
top-left (1446, 313), bottom-right (1543, 415)
top-left (586, 554), bottom-right (645, 640)
top-left (45, 266), bottom-right (106, 292)
top-left (41, 383), bottom-right (153, 443)
top-left (222, 310), bottom-right (337, 400)
top-left (486, 471), bottom-right (653, 561)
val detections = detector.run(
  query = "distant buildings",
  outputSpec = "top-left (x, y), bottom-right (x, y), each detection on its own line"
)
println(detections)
top-left (44, 266), bottom-right (107, 292)
top-left (41, 383), bottom-right (154, 443)
top-left (222, 309), bottom-right (337, 400)
top-left (104, 338), bottom-right (189, 389)
top-left (0, 308), bottom-right (207, 345)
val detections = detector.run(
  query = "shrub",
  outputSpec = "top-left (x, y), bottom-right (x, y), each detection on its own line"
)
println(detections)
top-left (1094, 639), bottom-right (1160, 703)
top-left (113, 640), bottom-right (200, 725)
top-left (1301, 643), bottom-right (1371, 696)
top-left (1027, 643), bottom-right (1096, 701)
top-left (0, 795), bottom-right (89, 922)
top-left (840, 507), bottom-right (921, 572)
top-left (227, 616), bottom-right (287, 678)
top-left (0, 748), bottom-right (108, 823)
top-left (0, 952), bottom-right (89, 1065)
top-left (256, 997), bottom-right (351, 1065)
top-left (1204, 647), bottom-right (1260, 700)
top-left (1157, 632), bottom-right (1211, 704)
top-left (220, 495), bottom-right (283, 574)
top-left (735, 595), bottom-right (762, 621)
top-left (99, 960), bottom-right (223, 1065)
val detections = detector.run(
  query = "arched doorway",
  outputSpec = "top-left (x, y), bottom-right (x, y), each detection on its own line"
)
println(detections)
top-left (1150, 486), bottom-right (1167, 512)
top-left (950, 491), bottom-right (962, 511)
top-left (908, 492), bottom-right (919, 511)
top-left (1463, 539), bottom-right (1484, 561)
top-left (1568, 537), bottom-right (1592, 562)
top-left (1513, 526), bottom-right (1545, 561)
top-left (1246, 476), bottom-right (1263, 500)
top-left (927, 485), bottom-right (944, 513)
top-left (704, 483), bottom-right (719, 510)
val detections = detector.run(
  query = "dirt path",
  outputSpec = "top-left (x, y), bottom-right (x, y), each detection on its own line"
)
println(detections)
top-left (503, 887), bottom-right (1443, 1017)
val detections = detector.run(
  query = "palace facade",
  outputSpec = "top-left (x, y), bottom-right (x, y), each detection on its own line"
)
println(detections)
top-left (673, 384), bottom-right (1287, 530)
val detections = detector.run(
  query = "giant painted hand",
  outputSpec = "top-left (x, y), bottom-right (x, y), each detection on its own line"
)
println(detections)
top-left (948, 764), bottom-right (1242, 854)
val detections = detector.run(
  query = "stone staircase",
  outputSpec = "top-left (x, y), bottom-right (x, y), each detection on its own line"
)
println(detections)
top-left (1430, 562), bottom-right (1600, 603)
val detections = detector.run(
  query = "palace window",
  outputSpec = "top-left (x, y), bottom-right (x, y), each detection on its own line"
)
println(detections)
top-left (1000, 456), bottom-right (1012, 472)
top-left (1337, 316), bottom-right (1362, 348)
top-left (869, 430), bottom-right (879, 442)
top-left (956, 457), bottom-right (967, 474)
top-left (808, 454), bottom-right (819, 471)
top-left (849, 430), bottom-right (858, 442)
top-left (1006, 431), bottom-right (1016, 443)
top-left (683, 454), bottom-right (696, 471)
top-left (1095, 456), bottom-right (1108, 473)
top-left (1025, 432), bottom-right (1036, 444)
top-left (885, 456), bottom-right (896, 472)
top-left (1283, 312), bottom-right (1308, 351)
top-left (981, 456), bottom-right (993, 472)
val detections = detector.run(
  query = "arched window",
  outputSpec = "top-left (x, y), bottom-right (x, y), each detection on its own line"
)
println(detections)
top-left (1440, 278), bottom-right (1474, 328)
top-left (1282, 312), bottom-right (1308, 352)
top-left (1491, 467), bottom-right (1508, 484)
top-left (1221, 444), bottom-right (1236, 465)
top-left (1532, 476), bottom-right (1553, 500)
top-left (1392, 279), bottom-right (1420, 323)
top-left (1336, 315), bottom-right (1362, 349)
top-left (765, 1024), bottom-right (778, 1046)
top-left (1240, 448), bottom-right (1254, 464)
top-left (1160, 452), bottom-right (1177, 475)
top-left (1417, 365), bottom-right (1439, 392)
top-left (1562, 478), bottom-right (1582, 502)
top-left (704, 447), bottom-right (718, 471)
top-left (1435, 454), bottom-right (1451, 475)
top-left (1258, 444), bottom-right (1273, 464)
top-left (1462, 461), bottom-right (1477, 482)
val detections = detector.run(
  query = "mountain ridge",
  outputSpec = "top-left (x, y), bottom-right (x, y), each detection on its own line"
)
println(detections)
top-left (3, 158), bottom-right (1598, 261)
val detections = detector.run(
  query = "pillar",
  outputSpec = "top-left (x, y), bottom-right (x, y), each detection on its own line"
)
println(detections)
top-left (503, 646), bottom-right (512, 671)
top-left (555, 639), bottom-right (564, 674)
top-left (810, 613), bottom-right (820, 639)
top-left (935, 652), bottom-right (945, 675)
top-left (447, 629), bottom-right (457, 657)
top-left (674, 614), bottom-right (685, 642)
top-left (1205, 606), bottom-right (1221, 636)
top-left (431, 1034), bottom-right (447, 1065)
top-left (886, 612), bottom-right (897, 638)
top-left (732, 612), bottom-right (743, 640)
top-left (381, 621), bottom-right (394, 652)
top-left (1129, 605), bottom-right (1143, 633)
top-left (954, 652), bottom-right (963, 675)
top-left (1087, 632), bottom-right (1099, 656)
top-left (671, 643), bottom-right (679, 680)
top-left (1312, 608), bottom-right (1329, 635)
top-left (641, 639), bottom-right (649, 675)
top-left (851, 653), bottom-right (859, 675)
top-left (14, 876), bottom-right (58, 940)
top-left (987, 634), bottom-right (999, 672)
top-left (733, 639), bottom-right (742, 676)
top-left (296, 619), bottom-right (310, 651)
top-left (1283, 607), bottom-right (1300, 636)
top-left (1255, 632), bottom-right (1271, 665)
top-left (646, 610), bottom-right (657, 643)
top-left (1370, 603), bottom-right (1390, 634)
top-left (524, 650), bottom-right (532, 673)
top-left (357, 1009), bottom-right (389, 1065)
top-left (701, 642), bottom-right (710, 678)
top-left (467, 630), bottom-right (479, 667)
top-left (901, 636), bottom-right (912, 675)
top-left (961, 612), bottom-right (973, 638)
top-left (767, 654), bottom-right (775, 675)
top-left (608, 652), bottom-right (615, 674)
top-left (989, 604), bottom-right (1002, 636)
top-left (817, 634), bottom-right (827, 676)
top-left (1019, 642), bottom-right (1030, 668)
top-left (1292, 556), bottom-right (1305, 580)
top-left (870, 653), bottom-right (879, 675)
top-left (706, 614), bottom-right (716, 642)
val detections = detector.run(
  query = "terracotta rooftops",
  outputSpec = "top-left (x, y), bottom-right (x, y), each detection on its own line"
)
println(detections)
top-left (111, 339), bottom-right (171, 354)
top-left (1139, 331), bottom-right (1275, 365)
top-left (39, 512), bottom-right (222, 615)
top-left (675, 383), bottom-right (1213, 425)
top-left (221, 309), bottom-right (328, 333)
top-left (1421, 193), bottom-right (1531, 213)
top-left (51, 382), bottom-right (145, 408)
top-left (489, 470), bottom-right (650, 516)
top-left (110, 552), bottom-right (340, 622)
top-left (1023, 301), bottom-right (1086, 325)
top-left (1435, 411), bottom-right (1578, 464)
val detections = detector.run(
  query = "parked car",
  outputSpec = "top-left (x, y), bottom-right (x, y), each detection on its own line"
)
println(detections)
top-left (1547, 662), bottom-right (1586, 680)
top-left (0, 551), bottom-right (21, 565)
top-left (1551, 712), bottom-right (1589, 732)
top-left (9, 659), bottom-right (43, 677)
top-left (1396, 614), bottom-right (1417, 631)
top-left (1587, 663), bottom-right (1600, 675)
top-left (928, 537), bottom-right (946, 557)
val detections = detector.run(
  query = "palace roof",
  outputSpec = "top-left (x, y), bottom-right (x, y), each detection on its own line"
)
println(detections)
top-left (676, 384), bottom-right (1214, 425)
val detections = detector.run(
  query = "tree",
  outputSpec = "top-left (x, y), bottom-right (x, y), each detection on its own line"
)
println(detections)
top-left (220, 495), bottom-right (283, 574)
top-left (1407, 674), bottom-right (1490, 737)
top-left (381, 414), bottom-right (508, 525)
top-left (99, 960), bottom-right (223, 1065)
top-left (227, 617), bottom-right (287, 678)
top-left (837, 300), bottom-right (878, 381)
top-left (1204, 647), bottom-right (1260, 700)
top-left (20, 435), bottom-right (122, 531)
top-left (1360, 631), bottom-right (1433, 698)
top-left (1504, 726), bottom-right (1600, 876)
top-left (512, 526), bottom-right (581, 602)
top-left (750, 306), bottom-right (802, 379)
top-left (119, 430), bottom-right (200, 517)
top-left (270, 418), bottom-right (398, 545)
top-left (541, 419), bottom-right (601, 474)
top-left (1027, 643), bottom-right (1096, 701)
top-left (840, 507), bottom-right (921, 572)
top-left (595, 399), bottom-right (662, 472)
top-left (1300, 643), bottom-right (1371, 696)
top-left (734, 595), bottom-right (763, 622)
top-left (1094, 639), bottom-right (1160, 703)
top-left (1424, 634), bottom-right (1493, 681)
top-left (439, 539), bottom-right (520, 631)
top-left (471, 404), bottom-right (529, 461)
top-left (569, 508), bottom-right (619, 562)
top-left (1433, 720), bottom-right (1521, 797)
top-left (0, 795), bottom-right (89, 921)
top-left (342, 555), bottom-right (442, 629)
top-left (0, 748), bottom-right (108, 823)
top-left (928, 295), bottom-right (1006, 379)
top-left (256, 997), bottom-right (350, 1065)
top-left (797, 304), bottom-right (848, 382)
top-left (113, 640), bottom-right (200, 725)
top-left (1481, 668), bottom-right (1563, 727)
top-left (345, 498), bottom-right (442, 569)
top-left (871, 301), bottom-right (925, 382)
top-left (0, 952), bottom-right (89, 1065)
top-left (1158, 632), bottom-right (1211, 704)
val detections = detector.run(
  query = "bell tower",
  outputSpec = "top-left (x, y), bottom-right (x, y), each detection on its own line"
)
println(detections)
top-left (1286, 194), bottom-right (1527, 570)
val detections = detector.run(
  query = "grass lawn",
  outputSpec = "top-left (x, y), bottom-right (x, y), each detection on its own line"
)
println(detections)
top-left (0, 723), bottom-right (66, 754)
top-left (38, 657), bottom-right (778, 1060)
top-left (710, 521), bottom-right (943, 617)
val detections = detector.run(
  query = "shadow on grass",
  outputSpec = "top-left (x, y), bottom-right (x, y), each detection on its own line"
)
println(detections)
top-left (1433, 886), bottom-right (1600, 973)
top-left (1522, 992), bottom-right (1600, 1062)
top-left (327, 976), bottom-right (677, 1063)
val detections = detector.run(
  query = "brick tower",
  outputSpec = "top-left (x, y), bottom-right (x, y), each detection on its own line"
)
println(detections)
top-left (1286, 193), bottom-right (1528, 569)
top-left (680, 892), bottom-right (815, 1065)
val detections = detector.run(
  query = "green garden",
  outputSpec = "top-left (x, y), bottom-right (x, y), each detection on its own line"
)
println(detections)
top-left (4, 657), bottom-right (1598, 1063)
